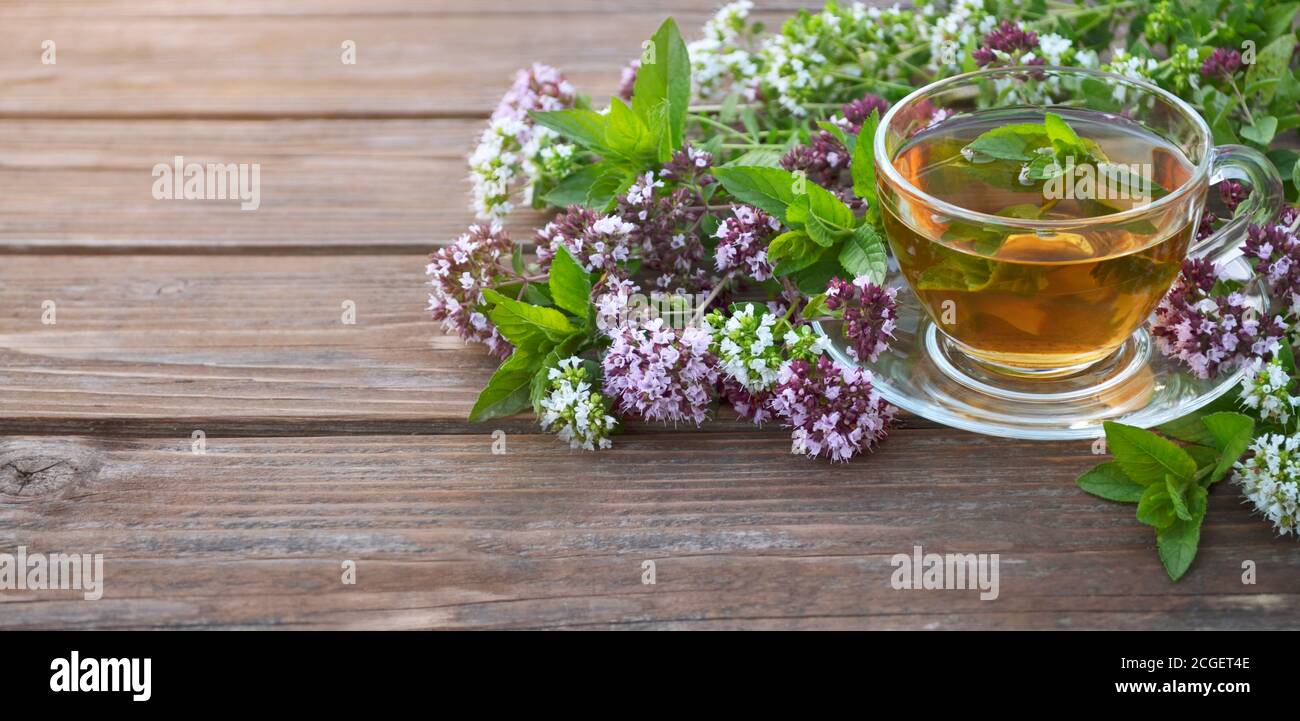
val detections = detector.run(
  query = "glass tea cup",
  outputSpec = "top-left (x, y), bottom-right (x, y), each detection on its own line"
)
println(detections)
top-left (873, 66), bottom-right (1283, 378)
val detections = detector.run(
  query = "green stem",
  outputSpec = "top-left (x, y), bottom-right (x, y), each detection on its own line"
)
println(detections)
top-left (689, 113), bottom-right (754, 141)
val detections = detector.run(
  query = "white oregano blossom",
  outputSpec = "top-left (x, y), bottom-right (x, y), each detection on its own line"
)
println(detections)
top-left (706, 304), bottom-right (784, 392)
top-left (1234, 434), bottom-right (1300, 536)
top-left (1239, 357), bottom-right (1300, 425)
top-left (539, 358), bottom-right (617, 451)
top-left (689, 0), bottom-right (762, 101)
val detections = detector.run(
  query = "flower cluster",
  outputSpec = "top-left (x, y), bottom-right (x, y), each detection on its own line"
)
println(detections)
top-left (1234, 433), bottom-right (1300, 536)
top-left (1239, 356), bottom-right (1300, 426)
top-left (758, 2), bottom-right (919, 116)
top-left (1201, 47), bottom-right (1243, 79)
top-left (539, 358), bottom-right (618, 451)
top-left (689, 1), bottom-right (764, 101)
top-left (426, 223), bottom-right (514, 358)
top-left (781, 92), bottom-right (889, 203)
top-left (714, 205), bottom-right (781, 281)
top-left (706, 304), bottom-right (784, 392)
top-left (602, 318), bottom-right (719, 426)
top-left (824, 277), bottom-right (898, 363)
top-left (972, 21), bottom-right (1042, 68)
top-left (535, 205), bottom-right (636, 274)
top-left (1152, 258), bottom-right (1285, 378)
top-left (469, 63), bottom-right (577, 220)
top-left (619, 173), bottom-right (711, 293)
top-left (769, 355), bottom-right (896, 462)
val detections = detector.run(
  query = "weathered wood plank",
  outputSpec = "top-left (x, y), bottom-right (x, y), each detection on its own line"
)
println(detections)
top-left (0, 118), bottom-right (555, 251)
top-left (1, 432), bottom-right (1294, 629)
top-left (0, 253), bottom-right (938, 433)
top-left (0, 1), bottom-right (798, 118)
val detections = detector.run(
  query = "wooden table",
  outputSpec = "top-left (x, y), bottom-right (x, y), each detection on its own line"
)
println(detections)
top-left (1, 0), bottom-right (1296, 630)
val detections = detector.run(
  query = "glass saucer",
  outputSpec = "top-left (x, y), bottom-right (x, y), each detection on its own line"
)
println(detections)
top-left (816, 254), bottom-right (1257, 441)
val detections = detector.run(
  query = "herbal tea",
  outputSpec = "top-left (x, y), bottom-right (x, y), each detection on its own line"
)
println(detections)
top-left (882, 109), bottom-right (1198, 372)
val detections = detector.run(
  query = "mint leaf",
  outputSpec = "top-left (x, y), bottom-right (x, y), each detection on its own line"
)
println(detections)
top-left (548, 246), bottom-right (593, 320)
top-left (768, 230), bottom-right (823, 276)
top-left (851, 109), bottom-right (880, 205)
top-left (530, 109), bottom-right (611, 154)
top-left (712, 166), bottom-right (801, 222)
top-left (470, 349), bottom-right (541, 422)
top-left (1044, 112), bottom-right (1081, 152)
top-left (1241, 115), bottom-right (1279, 146)
top-left (632, 18), bottom-right (690, 153)
top-left (1166, 475), bottom-right (1193, 522)
top-left (838, 223), bottom-right (888, 284)
top-left (1156, 485), bottom-right (1206, 581)
top-left (605, 98), bottom-right (657, 164)
top-left (483, 289), bottom-right (580, 352)
top-left (1201, 412), bottom-right (1255, 485)
top-left (1076, 461), bottom-right (1145, 502)
top-left (542, 164), bottom-right (605, 208)
top-left (963, 123), bottom-right (1048, 162)
top-left (1136, 482), bottom-right (1178, 530)
top-left (1103, 421), bottom-right (1197, 486)
top-left (804, 182), bottom-right (857, 246)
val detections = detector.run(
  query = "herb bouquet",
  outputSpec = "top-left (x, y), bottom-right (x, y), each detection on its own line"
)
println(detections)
top-left (430, 1), bottom-right (1300, 578)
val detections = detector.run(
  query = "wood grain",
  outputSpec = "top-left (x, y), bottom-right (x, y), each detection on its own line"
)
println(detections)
top-left (0, 1), bottom-right (795, 118)
top-left (3, 432), bottom-right (1295, 630)
top-left (0, 253), bottom-right (936, 434)
top-left (0, 118), bottom-right (555, 251)
top-left (2, 0), bottom-right (1292, 631)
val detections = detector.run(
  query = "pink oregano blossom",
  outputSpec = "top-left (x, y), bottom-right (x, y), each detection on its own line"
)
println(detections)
top-left (602, 318), bottom-right (719, 426)
top-left (427, 223), bottom-right (514, 359)
top-left (1152, 258), bottom-right (1285, 378)
top-left (769, 355), bottom-right (896, 462)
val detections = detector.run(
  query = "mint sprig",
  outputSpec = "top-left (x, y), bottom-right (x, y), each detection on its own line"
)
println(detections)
top-left (1076, 413), bottom-right (1255, 581)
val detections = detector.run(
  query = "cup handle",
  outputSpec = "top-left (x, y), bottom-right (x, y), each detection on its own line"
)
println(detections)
top-left (1188, 144), bottom-right (1285, 263)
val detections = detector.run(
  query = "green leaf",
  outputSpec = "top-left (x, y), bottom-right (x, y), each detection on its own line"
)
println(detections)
top-left (851, 109), bottom-right (880, 205)
top-left (712, 166), bottom-right (801, 222)
top-left (803, 182), bottom-right (857, 247)
top-left (723, 148), bottom-right (784, 168)
top-left (1136, 482), bottom-right (1178, 530)
top-left (768, 230), bottom-right (822, 276)
top-left (530, 109), bottom-right (610, 153)
top-left (631, 18), bottom-right (690, 153)
top-left (838, 223), bottom-right (888, 284)
top-left (547, 246), bottom-right (593, 320)
top-left (791, 252), bottom-right (843, 294)
top-left (469, 349), bottom-right (541, 422)
top-left (1201, 412), bottom-right (1255, 485)
top-left (1240, 115), bottom-right (1278, 146)
top-left (1244, 36), bottom-right (1297, 104)
top-left (483, 288), bottom-right (580, 352)
top-left (963, 122), bottom-right (1048, 162)
top-left (1044, 112), bottom-right (1081, 152)
top-left (1076, 462), bottom-right (1145, 503)
top-left (817, 120), bottom-right (849, 149)
top-left (801, 293), bottom-right (828, 320)
top-left (511, 244), bottom-right (525, 275)
top-left (1103, 421), bottom-right (1197, 486)
top-left (605, 98), bottom-right (657, 163)
top-left (1166, 475), bottom-right (1193, 522)
top-left (541, 164), bottom-right (605, 208)
top-left (1293, 158), bottom-right (1300, 199)
top-left (586, 164), bottom-right (637, 210)
top-left (1156, 485), bottom-right (1206, 581)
